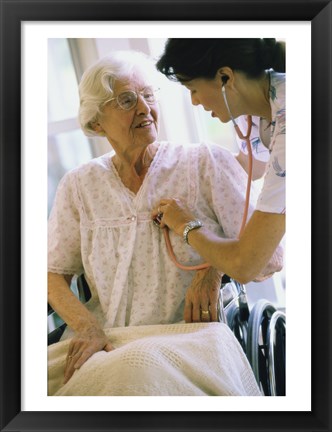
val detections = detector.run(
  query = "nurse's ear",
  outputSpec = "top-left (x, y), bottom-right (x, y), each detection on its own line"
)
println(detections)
top-left (217, 67), bottom-right (235, 89)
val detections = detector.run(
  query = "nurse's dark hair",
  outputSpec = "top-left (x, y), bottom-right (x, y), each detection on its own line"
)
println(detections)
top-left (156, 38), bottom-right (285, 82)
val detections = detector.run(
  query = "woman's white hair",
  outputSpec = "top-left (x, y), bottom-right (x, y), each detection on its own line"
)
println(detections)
top-left (78, 50), bottom-right (161, 137)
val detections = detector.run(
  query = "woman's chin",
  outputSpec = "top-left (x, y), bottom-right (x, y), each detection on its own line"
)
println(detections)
top-left (135, 127), bottom-right (158, 142)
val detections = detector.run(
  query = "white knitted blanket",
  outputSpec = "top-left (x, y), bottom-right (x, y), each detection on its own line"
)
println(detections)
top-left (48, 322), bottom-right (261, 396)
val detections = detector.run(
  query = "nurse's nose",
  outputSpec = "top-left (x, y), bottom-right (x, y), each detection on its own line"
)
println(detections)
top-left (190, 93), bottom-right (200, 106)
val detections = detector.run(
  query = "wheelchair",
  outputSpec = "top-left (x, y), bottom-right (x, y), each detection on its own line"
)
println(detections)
top-left (48, 274), bottom-right (286, 396)
top-left (220, 275), bottom-right (286, 396)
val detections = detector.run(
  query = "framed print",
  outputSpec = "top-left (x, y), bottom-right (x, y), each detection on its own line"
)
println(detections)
top-left (1, 0), bottom-right (331, 431)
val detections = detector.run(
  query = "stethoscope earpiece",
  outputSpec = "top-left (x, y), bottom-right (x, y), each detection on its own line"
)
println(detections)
top-left (221, 75), bottom-right (229, 86)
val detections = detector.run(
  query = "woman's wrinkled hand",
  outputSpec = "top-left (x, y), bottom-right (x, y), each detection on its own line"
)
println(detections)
top-left (152, 198), bottom-right (195, 237)
top-left (184, 267), bottom-right (224, 323)
top-left (64, 327), bottom-right (114, 384)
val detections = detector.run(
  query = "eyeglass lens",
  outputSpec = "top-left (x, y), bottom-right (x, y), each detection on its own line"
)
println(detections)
top-left (117, 88), bottom-right (157, 110)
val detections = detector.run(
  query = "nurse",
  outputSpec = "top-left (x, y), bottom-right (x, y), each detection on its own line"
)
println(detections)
top-left (153, 38), bottom-right (285, 286)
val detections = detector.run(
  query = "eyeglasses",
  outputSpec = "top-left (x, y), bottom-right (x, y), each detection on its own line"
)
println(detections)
top-left (107, 87), bottom-right (160, 111)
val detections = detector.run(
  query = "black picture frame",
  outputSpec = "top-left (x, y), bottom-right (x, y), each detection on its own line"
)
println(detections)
top-left (1, 0), bottom-right (331, 431)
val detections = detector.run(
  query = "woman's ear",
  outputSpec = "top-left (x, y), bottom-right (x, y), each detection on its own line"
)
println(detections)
top-left (91, 120), bottom-right (105, 136)
top-left (217, 67), bottom-right (235, 88)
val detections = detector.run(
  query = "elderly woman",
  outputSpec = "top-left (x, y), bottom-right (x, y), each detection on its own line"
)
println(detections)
top-left (48, 50), bottom-right (282, 396)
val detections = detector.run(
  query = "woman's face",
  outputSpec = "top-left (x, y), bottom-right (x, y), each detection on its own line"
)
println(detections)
top-left (183, 76), bottom-right (235, 123)
top-left (96, 71), bottom-right (159, 154)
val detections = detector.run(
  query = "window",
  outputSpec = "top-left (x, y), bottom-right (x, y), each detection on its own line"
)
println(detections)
top-left (48, 39), bottom-right (92, 214)
top-left (48, 37), bottom-right (238, 214)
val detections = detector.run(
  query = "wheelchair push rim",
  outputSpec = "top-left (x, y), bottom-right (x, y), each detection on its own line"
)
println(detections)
top-left (247, 299), bottom-right (285, 396)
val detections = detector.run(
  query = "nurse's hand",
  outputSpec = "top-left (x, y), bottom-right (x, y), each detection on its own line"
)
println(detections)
top-left (64, 327), bottom-right (114, 384)
top-left (184, 267), bottom-right (223, 323)
top-left (152, 198), bottom-right (195, 237)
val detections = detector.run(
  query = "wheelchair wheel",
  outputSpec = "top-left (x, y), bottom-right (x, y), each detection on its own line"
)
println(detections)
top-left (267, 310), bottom-right (286, 396)
top-left (247, 299), bottom-right (277, 395)
top-left (225, 301), bottom-right (248, 353)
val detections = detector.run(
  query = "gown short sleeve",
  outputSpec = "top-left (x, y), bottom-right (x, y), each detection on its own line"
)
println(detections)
top-left (48, 171), bottom-right (83, 275)
top-left (257, 72), bottom-right (286, 214)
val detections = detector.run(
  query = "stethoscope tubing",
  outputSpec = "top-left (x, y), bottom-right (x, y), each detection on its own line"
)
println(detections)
top-left (162, 86), bottom-right (253, 271)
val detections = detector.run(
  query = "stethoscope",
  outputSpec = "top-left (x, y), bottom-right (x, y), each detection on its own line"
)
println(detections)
top-left (155, 81), bottom-right (254, 271)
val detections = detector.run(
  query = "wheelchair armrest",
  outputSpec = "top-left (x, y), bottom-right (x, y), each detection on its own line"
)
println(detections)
top-left (48, 322), bottom-right (67, 345)
top-left (47, 274), bottom-right (91, 346)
